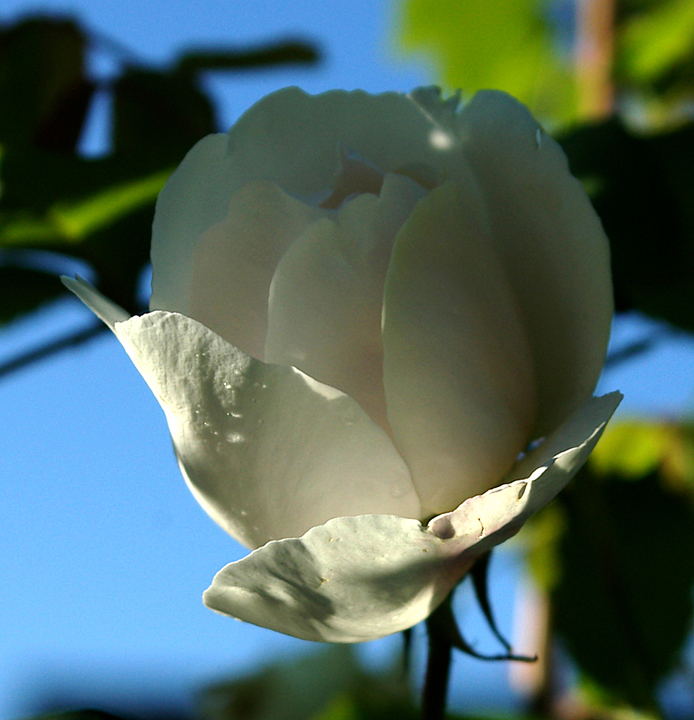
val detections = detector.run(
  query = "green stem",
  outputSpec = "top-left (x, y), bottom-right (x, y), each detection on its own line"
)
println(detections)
top-left (422, 602), bottom-right (453, 720)
top-left (402, 627), bottom-right (413, 678)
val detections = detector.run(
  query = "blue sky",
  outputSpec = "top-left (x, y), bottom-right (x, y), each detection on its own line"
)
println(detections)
top-left (1, 1), bottom-right (694, 719)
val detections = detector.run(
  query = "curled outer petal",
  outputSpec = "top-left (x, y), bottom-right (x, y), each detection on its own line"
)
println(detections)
top-left (203, 392), bottom-right (621, 642)
top-left (61, 277), bottom-right (420, 549)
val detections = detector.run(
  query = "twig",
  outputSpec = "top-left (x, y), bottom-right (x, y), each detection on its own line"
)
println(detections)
top-left (0, 321), bottom-right (107, 380)
top-left (422, 606), bottom-right (453, 720)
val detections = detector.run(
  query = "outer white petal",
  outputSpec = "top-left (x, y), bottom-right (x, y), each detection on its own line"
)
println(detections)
top-left (62, 279), bottom-right (420, 548)
top-left (265, 173), bottom-right (427, 431)
top-left (457, 90), bottom-right (613, 435)
top-left (382, 181), bottom-right (537, 515)
top-left (204, 392), bottom-right (621, 643)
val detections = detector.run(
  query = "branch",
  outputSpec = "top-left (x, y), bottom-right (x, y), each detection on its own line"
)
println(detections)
top-left (0, 321), bottom-right (107, 380)
top-left (422, 604), bottom-right (453, 720)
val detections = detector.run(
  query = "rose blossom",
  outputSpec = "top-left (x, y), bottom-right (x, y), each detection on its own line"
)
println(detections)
top-left (63, 86), bottom-right (620, 643)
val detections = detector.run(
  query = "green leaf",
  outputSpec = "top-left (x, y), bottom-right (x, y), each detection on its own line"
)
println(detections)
top-left (310, 694), bottom-right (359, 720)
top-left (552, 468), bottom-right (694, 708)
top-left (559, 119), bottom-right (694, 330)
top-left (590, 421), bottom-right (675, 478)
top-left (112, 69), bottom-right (216, 156)
top-left (619, 0), bottom-right (694, 85)
top-left (0, 147), bottom-right (171, 311)
top-left (77, 201), bottom-right (158, 310)
top-left (0, 163), bottom-right (169, 246)
top-left (398, 0), bottom-right (574, 122)
top-left (0, 16), bottom-right (94, 151)
top-left (0, 18), bottom-right (320, 336)
top-left (591, 420), bottom-right (694, 497)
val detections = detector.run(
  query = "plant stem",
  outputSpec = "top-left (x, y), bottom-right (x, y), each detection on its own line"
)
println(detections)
top-left (422, 604), bottom-right (453, 720)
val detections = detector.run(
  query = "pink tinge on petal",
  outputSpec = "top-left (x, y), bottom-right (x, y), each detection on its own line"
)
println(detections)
top-left (318, 146), bottom-right (385, 209)
top-left (187, 180), bottom-right (325, 361)
top-left (383, 180), bottom-right (538, 515)
top-left (265, 172), bottom-right (428, 434)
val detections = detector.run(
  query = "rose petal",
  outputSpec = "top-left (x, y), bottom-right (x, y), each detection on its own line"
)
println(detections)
top-left (62, 279), bottom-right (420, 548)
top-left (150, 133), bottom-right (233, 315)
top-left (318, 145), bottom-right (385, 209)
top-left (152, 164), bottom-right (324, 358)
top-left (222, 87), bottom-right (453, 199)
top-left (265, 173), bottom-right (427, 431)
top-left (382, 181), bottom-right (537, 515)
top-left (187, 181), bottom-right (324, 359)
top-left (428, 391), bottom-right (623, 540)
top-left (149, 89), bottom-right (456, 320)
top-left (204, 513), bottom-right (470, 644)
top-left (203, 392), bottom-right (621, 643)
top-left (457, 90), bottom-right (613, 435)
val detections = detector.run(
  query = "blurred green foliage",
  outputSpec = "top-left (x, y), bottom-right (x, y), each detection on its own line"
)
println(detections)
top-left (559, 119), bottom-right (694, 330)
top-left (556, 467), bottom-right (694, 708)
top-left (29, 646), bottom-right (541, 720)
top-left (400, 0), bottom-right (574, 121)
top-left (0, 15), bottom-right (318, 327)
top-left (617, 0), bottom-right (694, 116)
top-left (522, 422), bottom-right (694, 713)
top-left (400, 0), bottom-right (694, 124)
top-left (521, 425), bottom-right (694, 716)
top-left (199, 646), bottom-right (420, 720)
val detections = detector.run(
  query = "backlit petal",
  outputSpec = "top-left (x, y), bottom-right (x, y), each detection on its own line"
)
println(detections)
top-left (223, 87), bottom-right (454, 198)
top-left (187, 181), bottom-right (323, 359)
top-left (458, 90), bottom-right (613, 434)
top-left (63, 280), bottom-right (421, 547)
top-left (265, 173), bottom-right (427, 430)
top-left (204, 393), bottom-right (621, 642)
top-left (383, 181), bottom-right (537, 515)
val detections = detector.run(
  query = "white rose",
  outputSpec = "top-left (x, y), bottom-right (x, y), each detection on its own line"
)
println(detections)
top-left (64, 87), bottom-right (620, 643)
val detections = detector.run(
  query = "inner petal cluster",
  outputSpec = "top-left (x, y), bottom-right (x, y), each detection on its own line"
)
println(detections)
top-left (147, 87), bottom-right (612, 537)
